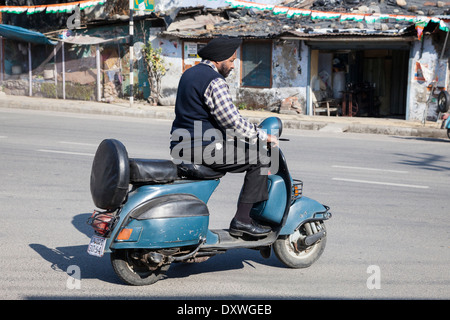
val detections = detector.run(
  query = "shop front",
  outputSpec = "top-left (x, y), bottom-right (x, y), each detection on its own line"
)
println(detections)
top-left (306, 38), bottom-right (413, 119)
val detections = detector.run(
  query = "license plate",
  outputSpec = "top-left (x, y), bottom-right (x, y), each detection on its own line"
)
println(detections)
top-left (87, 235), bottom-right (107, 257)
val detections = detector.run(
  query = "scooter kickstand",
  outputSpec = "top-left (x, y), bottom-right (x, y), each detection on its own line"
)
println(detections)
top-left (259, 246), bottom-right (271, 259)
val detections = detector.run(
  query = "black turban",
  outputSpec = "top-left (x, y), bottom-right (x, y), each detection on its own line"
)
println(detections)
top-left (198, 37), bottom-right (242, 62)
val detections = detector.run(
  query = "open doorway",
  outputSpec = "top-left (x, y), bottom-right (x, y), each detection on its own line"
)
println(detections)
top-left (310, 48), bottom-right (409, 118)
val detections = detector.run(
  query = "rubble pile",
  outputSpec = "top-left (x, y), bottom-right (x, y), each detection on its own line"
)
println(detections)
top-left (165, 6), bottom-right (414, 39)
top-left (165, 0), bottom-right (450, 40)
top-left (103, 81), bottom-right (120, 103)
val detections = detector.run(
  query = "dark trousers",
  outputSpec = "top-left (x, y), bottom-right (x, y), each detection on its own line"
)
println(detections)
top-left (202, 139), bottom-right (270, 204)
top-left (177, 139), bottom-right (270, 204)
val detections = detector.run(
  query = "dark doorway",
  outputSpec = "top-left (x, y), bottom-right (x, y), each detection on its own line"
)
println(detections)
top-left (312, 47), bottom-right (409, 118)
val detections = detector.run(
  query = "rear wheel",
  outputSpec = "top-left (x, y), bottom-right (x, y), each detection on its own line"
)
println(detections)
top-left (273, 222), bottom-right (327, 268)
top-left (110, 249), bottom-right (170, 286)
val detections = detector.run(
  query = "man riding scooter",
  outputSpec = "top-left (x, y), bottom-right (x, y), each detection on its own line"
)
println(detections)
top-left (169, 37), bottom-right (279, 237)
top-left (88, 37), bottom-right (331, 287)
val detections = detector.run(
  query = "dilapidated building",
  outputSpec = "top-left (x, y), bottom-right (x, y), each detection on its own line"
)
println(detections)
top-left (1, 0), bottom-right (450, 122)
top-left (154, 0), bottom-right (450, 121)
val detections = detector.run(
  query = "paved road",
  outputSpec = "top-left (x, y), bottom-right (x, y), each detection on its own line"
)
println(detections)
top-left (0, 107), bottom-right (449, 300)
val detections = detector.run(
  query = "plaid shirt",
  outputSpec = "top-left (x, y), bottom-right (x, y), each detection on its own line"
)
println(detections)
top-left (202, 60), bottom-right (268, 143)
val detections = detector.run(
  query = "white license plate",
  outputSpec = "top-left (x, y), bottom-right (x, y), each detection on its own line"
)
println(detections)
top-left (87, 235), bottom-right (107, 257)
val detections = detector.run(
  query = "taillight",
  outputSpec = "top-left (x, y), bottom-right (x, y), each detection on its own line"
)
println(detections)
top-left (87, 211), bottom-right (116, 236)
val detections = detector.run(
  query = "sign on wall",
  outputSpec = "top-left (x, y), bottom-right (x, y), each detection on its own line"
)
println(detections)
top-left (134, 0), bottom-right (155, 11)
top-left (182, 41), bottom-right (207, 72)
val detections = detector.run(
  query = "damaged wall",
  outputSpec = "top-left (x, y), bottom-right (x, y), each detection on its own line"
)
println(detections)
top-left (272, 39), bottom-right (308, 111)
top-left (233, 39), bottom-right (307, 112)
top-left (408, 34), bottom-right (449, 121)
top-left (153, 36), bottom-right (308, 112)
top-left (234, 39), bottom-right (307, 112)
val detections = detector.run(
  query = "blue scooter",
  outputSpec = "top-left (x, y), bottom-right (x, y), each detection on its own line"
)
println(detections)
top-left (445, 118), bottom-right (450, 139)
top-left (87, 117), bottom-right (332, 286)
top-left (438, 91), bottom-right (450, 139)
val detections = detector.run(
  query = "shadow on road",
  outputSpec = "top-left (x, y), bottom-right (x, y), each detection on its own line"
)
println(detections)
top-left (29, 212), bottom-right (287, 286)
top-left (394, 152), bottom-right (450, 172)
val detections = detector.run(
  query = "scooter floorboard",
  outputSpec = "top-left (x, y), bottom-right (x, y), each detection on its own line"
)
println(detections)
top-left (203, 229), bottom-right (278, 250)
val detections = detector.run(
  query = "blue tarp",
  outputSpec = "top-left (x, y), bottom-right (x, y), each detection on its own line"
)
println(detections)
top-left (0, 24), bottom-right (57, 45)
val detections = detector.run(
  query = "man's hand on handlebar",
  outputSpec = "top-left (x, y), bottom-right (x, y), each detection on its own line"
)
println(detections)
top-left (267, 134), bottom-right (279, 148)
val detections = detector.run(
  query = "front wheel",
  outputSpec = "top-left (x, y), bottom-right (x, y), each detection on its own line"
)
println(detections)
top-left (110, 249), bottom-right (170, 286)
top-left (447, 128), bottom-right (450, 139)
top-left (273, 222), bottom-right (327, 268)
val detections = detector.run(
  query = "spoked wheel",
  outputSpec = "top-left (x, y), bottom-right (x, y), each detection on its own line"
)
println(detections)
top-left (110, 249), bottom-right (170, 286)
top-left (273, 221), bottom-right (327, 268)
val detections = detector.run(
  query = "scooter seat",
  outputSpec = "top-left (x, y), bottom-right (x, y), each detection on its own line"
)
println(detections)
top-left (129, 159), bottom-right (179, 184)
top-left (177, 163), bottom-right (225, 180)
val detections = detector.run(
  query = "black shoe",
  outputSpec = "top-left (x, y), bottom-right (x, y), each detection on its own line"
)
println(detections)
top-left (229, 218), bottom-right (271, 237)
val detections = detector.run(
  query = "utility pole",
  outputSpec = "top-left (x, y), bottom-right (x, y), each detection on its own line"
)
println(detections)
top-left (129, 0), bottom-right (134, 106)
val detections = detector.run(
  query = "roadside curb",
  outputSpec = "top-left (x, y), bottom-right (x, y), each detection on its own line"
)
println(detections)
top-left (346, 123), bottom-right (446, 138)
top-left (0, 95), bottom-right (447, 139)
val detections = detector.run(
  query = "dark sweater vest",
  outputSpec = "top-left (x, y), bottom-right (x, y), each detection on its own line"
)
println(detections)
top-left (170, 63), bottom-right (225, 150)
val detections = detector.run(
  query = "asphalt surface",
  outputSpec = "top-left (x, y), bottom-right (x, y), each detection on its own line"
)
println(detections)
top-left (0, 107), bottom-right (449, 301)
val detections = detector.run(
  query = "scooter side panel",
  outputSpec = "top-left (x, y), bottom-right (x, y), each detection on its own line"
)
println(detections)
top-left (104, 179), bottom-right (220, 253)
top-left (112, 216), bottom-right (209, 249)
top-left (279, 196), bottom-right (329, 235)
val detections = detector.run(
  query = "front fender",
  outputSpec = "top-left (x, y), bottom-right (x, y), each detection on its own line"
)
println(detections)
top-left (279, 196), bottom-right (331, 235)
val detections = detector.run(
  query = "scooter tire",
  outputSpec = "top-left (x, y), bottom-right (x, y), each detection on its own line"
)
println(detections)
top-left (110, 249), bottom-right (170, 286)
top-left (438, 91), bottom-right (450, 113)
top-left (447, 128), bottom-right (450, 139)
top-left (273, 225), bottom-right (327, 269)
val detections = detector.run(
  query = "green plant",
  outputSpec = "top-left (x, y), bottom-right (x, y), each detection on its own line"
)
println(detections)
top-left (40, 83), bottom-right (57, 99)
top-left (143, 43), bottom-right (167, 106)
top-left (237, 102), bottom-right (247, 110)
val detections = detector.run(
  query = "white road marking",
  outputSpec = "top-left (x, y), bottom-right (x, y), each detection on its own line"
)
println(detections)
top-left (332, 178), bottom-right (429, 189)
top-left (37, 149), bottom-right (94, 157)
top-left (332, 165), bottom-right (408, 174)
top-left (59, 141), bottom-right (98, 147)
